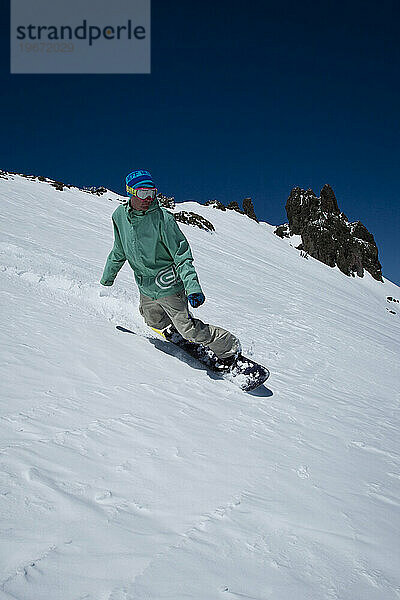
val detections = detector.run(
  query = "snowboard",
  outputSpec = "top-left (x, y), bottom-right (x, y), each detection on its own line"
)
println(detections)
top-left (150, 326), bottom-right (270, 392)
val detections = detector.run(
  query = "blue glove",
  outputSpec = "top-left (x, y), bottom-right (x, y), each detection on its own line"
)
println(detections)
top-left (188, 292), bottom-right (205, 308)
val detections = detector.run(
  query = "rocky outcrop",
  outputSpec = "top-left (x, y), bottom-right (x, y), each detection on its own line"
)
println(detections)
top-left (205, 197), bottom-right (259, 221)
top-left (226, 201), bottom-right (243, 214)
top-left (157, 193), bottom-right (175, 209)
top-left (174, 211), bottom-right (215, 232)
top-left (276, 184), bottom-right (383, 281)
top-left (243, 198), bottom-right (258, 222)
top-left (20, 172), bottom-right (73, 191)
top-left (83, 186), bottom-right (108, 195)
top-left (274, 223), bottom-right (290, 239)
top-left (205, 199), bottom-right (226, 211)
top-left (1, 169), bottom-right (113, 195)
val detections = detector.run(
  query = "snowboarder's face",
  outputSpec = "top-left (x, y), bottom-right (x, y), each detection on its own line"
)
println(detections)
top-left (129, 187), bottom-right (157, 212)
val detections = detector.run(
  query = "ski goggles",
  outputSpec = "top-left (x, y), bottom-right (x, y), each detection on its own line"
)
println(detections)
top-left (126, 185), bottom-right (157, 199)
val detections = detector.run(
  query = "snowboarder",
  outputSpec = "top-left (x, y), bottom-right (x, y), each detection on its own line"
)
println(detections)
top-left (100, 170), bottom-right (241, 368)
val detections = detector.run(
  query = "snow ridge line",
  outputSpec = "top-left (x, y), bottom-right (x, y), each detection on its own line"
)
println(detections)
top-left (0, 543), bottom-right (59, 594)
top-left (0, 408), bottom-right (157, 456)
top-left (123, 494), bottom-right (244, 597)
top-left (0, 396), bottom-right (83, 435)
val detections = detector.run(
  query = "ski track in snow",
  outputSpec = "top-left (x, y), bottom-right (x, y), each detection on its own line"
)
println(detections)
top-left (0, 174), bottom-right (399, 599)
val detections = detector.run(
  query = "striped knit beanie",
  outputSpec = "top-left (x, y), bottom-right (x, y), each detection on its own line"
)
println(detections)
top-left (125, 170), bottom-right (155, 195)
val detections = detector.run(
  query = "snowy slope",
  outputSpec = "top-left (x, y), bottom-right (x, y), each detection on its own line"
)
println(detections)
top-left (0, 173), bottom-right (399, 600)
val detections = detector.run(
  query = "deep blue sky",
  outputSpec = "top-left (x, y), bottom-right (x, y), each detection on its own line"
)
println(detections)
top-left (1, 0), bottom-right (399, 283)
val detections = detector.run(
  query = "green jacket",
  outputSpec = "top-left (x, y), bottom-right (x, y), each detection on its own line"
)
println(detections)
top-left (100, 199), bottom-right (203, 299)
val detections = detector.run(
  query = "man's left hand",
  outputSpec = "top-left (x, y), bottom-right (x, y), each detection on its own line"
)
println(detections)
top-left (188, 292), bottom-right (205, 308)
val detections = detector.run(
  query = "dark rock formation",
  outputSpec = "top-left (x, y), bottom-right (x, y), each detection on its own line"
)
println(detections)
top-left (226, 201), bottom-right (243, 214)
top-left (83, 186), bottom-right (108, 195)
top-left (386, 296), bottom-right (398, 314)
top-left (205, 199), bottom-right (226, 211)
top-left (205, 197), bottom-right (259, 221)
top-left (157, 193), bottom-right (175, 209)
top-left (1, 170), bottom-right (119, 201)
top-left (279, 184), bottom-right (383, 281)
top-left (174, 211), bottom-right (215, 232)
top-left (50, 180), bottom-right (72, 191)
top-left (274, 223), bottom-right (290, 239)
top-left (242, 198), bottom-right (258, 222)
top-left (20, 173), bottom-right (73, 191)
top-left (285, 186), bottom-right (339, 235)
top-left (20, 173), bottom-right (39, 181)
top-left (2, 170), bottom-right (110, 194)
top-left (18, 171), bottom-right (73, 191)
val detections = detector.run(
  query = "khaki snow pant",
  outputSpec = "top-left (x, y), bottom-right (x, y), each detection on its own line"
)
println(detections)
top-left (139, 291), bottom-right (240, 359)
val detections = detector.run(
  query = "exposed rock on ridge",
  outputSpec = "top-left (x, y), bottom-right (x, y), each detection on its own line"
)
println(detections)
top-left (275, 184), bottom-right (383, 281)
top-left (205, 197), bottom-right (258, 221)
top-left (174, 211), bottom-right (215, 232)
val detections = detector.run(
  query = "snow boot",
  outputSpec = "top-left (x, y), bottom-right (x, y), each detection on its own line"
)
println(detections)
top-left (215, 350), bottom-right (242, 372)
